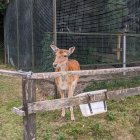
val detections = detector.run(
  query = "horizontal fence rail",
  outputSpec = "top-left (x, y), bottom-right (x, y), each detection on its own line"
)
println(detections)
top-left (1, 67), bottom-right (140, 79)
top-left (13, 87), bottom-right (140, 116)
top-left (47, 32), bottom-right (140, 37)
top-left (30, 67), bottom-right (140, 79)
top-left (0, 69), bottom-right (32, 77)
top-left (28, 90), bottom-right (107, 114)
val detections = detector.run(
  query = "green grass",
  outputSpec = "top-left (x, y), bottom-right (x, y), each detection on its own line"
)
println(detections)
top-left (0, 65), bottom-right (140, 140)
top-left (84, 76), bottom-right (140, 92)
top-left (0, 75), bottom-right (23, 140)
top-left (35, 96), bottom-right (140, 140)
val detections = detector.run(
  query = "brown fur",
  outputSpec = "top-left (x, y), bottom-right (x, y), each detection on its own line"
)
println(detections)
top-left (50, 45), bottom-right (80, 120)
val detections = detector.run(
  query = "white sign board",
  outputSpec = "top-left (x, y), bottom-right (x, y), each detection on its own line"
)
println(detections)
top-left (80, 101), bottom-right (107, 117)
top-left (77, 90), bottom-right (107, 117)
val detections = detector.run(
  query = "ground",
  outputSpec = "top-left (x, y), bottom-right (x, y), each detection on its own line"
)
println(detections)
top-left (0, 64), bottom-right (140, 140)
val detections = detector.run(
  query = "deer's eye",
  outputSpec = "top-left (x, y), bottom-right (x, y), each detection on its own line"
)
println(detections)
top-left (64, 55), bottom-right (68, 58)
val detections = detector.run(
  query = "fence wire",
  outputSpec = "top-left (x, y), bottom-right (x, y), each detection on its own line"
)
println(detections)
top-left (4, 0), bottom-right (140, 72)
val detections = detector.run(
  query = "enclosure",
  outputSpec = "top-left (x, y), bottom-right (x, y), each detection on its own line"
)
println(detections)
top-left (4, 0), bottom-right (140, 71)
top-left (0, 66), bottom-right (140, 139)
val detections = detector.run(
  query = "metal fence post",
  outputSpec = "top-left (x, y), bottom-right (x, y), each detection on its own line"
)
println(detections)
top-left (22, 78), bottom-right (36, 140)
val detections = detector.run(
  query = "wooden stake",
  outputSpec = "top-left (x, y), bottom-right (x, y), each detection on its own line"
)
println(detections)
top-left (117, 34), bottom-right (122, 60)
top-left (22, 78), bottom-right (36, 140)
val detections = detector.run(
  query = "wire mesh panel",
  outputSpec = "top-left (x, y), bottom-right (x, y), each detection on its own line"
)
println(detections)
top-left (17, 0), bottom-right (33, 70)
top-left (4, 0), bottom-right (18, 66)
top-left (33, 0), bottom-right (53, 72)
top-left (56, 0), bottom-right (129, 33)
top-left (4, 0), bottom-right (140, 71)
top-left (127, 36), bottom-right (140, 64)
top-left (56, 0), bottom-right (140, 68)
top-left (57, 33), bottom-right (124, 66)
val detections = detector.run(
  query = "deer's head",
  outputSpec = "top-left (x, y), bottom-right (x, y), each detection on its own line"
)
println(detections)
top-left (50, 45), bottom-right (75, 68)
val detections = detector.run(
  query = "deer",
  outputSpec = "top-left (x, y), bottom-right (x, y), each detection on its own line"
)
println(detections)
top-left (50, 44), bottom-right (80, 121)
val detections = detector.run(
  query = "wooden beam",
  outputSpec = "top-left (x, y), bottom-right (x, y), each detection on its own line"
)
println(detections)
top-left (117, 34), bottom-right (122, 60)
top-left (12, 107), bottom-right (25, 116)
top-left (22, 78), bottom-right (36, 140)
top-left (0, 67), bottom-right (140, 79)
top-left (27, 87), bottom-right (140, 114)
top-left (107, 87), bottom-right (140, 100)
top-left (28, 90), bottom-right (107, 114)
top-left (13, 87), bottom-right (140, 116)
top-left (0, 69), bottom-right (28, 77)
top-left (30, 67), bottom-right (140, 80)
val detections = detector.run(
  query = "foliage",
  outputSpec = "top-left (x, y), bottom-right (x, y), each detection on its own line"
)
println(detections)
top-left (106, 111), bottom-right (115, 121)
top-left (57, 133), bottom-right (65, 140)
top-left (104, 0), bottom-right (128, 32)
top-left (0, 1), bottom-right (6, 15)
top-left (126, 36), bottom-right (140, 62)
top-left (44, 130), bottom-right (52, 140)
top-left (41, 33), bottom-right (53, 72)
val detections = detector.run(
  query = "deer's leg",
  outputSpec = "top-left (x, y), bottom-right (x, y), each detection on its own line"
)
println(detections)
top-left (60, 89), bottom-right (65, 117)
top-left (68, 83), bottom-right (76, 121)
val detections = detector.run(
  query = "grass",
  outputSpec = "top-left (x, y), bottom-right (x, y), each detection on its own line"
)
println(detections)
top-left (0, 65), bottom-right (140, 140)
top-left (84, 76), bottom-right (140, 92)
top-left (0, 75), bottom-right (23, 140)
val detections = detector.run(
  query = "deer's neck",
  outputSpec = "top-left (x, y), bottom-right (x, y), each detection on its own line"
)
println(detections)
top-left (60, 62), bottom-right (68, 71)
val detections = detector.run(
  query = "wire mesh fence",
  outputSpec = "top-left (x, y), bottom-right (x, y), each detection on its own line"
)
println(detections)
top-left (56, 33), bottom-right (140, 66)
top-left (4, 0), bottom-right (140, 72)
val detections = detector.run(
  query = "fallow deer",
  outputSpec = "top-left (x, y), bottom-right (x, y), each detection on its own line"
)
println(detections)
top-left (50, 44), bottom-right (80, 120)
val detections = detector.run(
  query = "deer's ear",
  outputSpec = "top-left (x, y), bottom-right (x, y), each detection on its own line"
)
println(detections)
top-left (50, 45), bottom-right (59, 53)
top-left (68, 46), bottom-right (75, 55)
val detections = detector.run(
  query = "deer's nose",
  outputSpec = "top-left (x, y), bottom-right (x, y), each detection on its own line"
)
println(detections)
top-left (53, 63), bottom-right (57, 68)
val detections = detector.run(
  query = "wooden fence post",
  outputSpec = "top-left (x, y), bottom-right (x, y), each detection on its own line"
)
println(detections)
top-left (22, 78), bottom-right (36, 140)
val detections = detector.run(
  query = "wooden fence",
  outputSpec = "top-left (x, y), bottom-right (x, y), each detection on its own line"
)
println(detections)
top-left (0, 66), bottom-right (140, 140)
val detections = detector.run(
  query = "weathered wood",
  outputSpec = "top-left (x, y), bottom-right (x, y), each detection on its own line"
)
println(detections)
top-left (0, 69), bottom-right (28, 77)
top-left (1, 67), bottom-right (140, 80)
top-left (107, 87), bottom-right (140, 100)
top-left (117, 34), bottom-right (122, 60)
top-left (13, 87), bottom-right (140, 116)
top-left (12, 107), bottom-right (25, 116)
top-left (30, 67), bottom-right (140, 79)
top-left (22, 78), bottom-right (36, 140)
top-left (28, 90), bottom-right (107, 114)
top-left (27, 87), bottom-right (140, 114)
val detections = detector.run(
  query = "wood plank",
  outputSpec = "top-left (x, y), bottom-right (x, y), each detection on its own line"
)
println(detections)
top-left (28, 90), bottom-right (107, 113)
top-left (22, 78), bottom-right (36, 140)
top-left (107, 87), bottom-right (140, 100)
top-left (12, 107), bottom-right (25, 116)
top-left (0, 67), bottom-right (140, 80)
top-left (30, 67), bottom-right (140, 79)
top-left (27, 87), bottom-right (140, 114)
top-left (0, 69), bottom-right (28, 77)
top-left (13, 87), bottom-right (140, 116)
